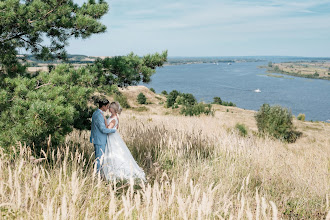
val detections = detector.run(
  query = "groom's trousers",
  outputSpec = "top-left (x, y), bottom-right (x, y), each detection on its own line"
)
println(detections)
top-left (94, 144), bottom-right (106, 172)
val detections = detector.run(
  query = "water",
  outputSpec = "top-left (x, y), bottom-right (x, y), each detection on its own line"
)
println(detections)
top-left (142, 57), bottom-right (330, 122)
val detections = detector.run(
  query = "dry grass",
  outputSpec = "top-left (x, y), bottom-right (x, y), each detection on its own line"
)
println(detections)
top-left (0, 112), bottom-right (329, 219)
top-left (1, 86), bottom-right (329, 219)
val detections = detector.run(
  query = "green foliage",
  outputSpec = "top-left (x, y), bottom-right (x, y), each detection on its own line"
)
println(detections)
top-left (235, 123), bottom-right (248, 137)
top-left (149, 88), bottom-right (156, 93)
top-left (212, 97), bottom-right (222, 105)
top-left (268, 62), bottom-right (273, 67)
top-left (114, 92), bottom-right (130, 109)
top-left (166, 90), bottom-right (196, 107)
top-left (92, 51), bottom-right (167, 87)
top-left (137, 93), bottom-right (147, 104)
top-left (0, 0), bottom-right (109, 76)
top-left (0, 0), bottom-right (169, 151)
top-left (0, 64), bottom-right (94, 150)
top-left (222, 101), bottom-right (236, 106)
top-left (313, 71), bottom-right (319, 77)
top-left (180, 103), bottom-right (213, 116)
top-left (212, 96), bottom-right (235, 106)
top-left (166, 90), bottom-right (180, 107)
top-left (175, 93), bottom-right (197, 106)
top-left (297, 113), bottom-right (305, 121)
top-left (161, 90), bottom-right (168, 95)
top-left (255, 104), bottom-right (302, 143)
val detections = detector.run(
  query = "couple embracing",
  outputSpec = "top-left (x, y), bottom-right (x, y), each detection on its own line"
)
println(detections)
top-left (90, 99), bottom-right (145, 181)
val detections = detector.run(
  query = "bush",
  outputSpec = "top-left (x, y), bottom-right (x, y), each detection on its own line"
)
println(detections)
top-left (176, 93), bottom-right (197, 106)
top-left (166, 90), bottom-right (180, 107)
top-left (297, 113), bottom-right (305, 121)
top-left (161, 90), bottom-right (168, 95)
top-left (235, 123), bottom-right (248, 137)
top-left (137, 92), bottom-right (147, 104)
top-left (222, 101), bottom-right (236, 107)
top-left (114, 92), bottom-right (130, 108)
top-left (149, 88), bottom-right (156, 93)
top-left (181, 103), bottom-right (213, 116)
top-left (255, 104), bottom-right (301, 143)
top-left (212, 97), bottom-right (222, 105)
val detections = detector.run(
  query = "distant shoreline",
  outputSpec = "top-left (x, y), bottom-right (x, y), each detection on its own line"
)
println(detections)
top-left (260, 61), bottom-right (330, 80)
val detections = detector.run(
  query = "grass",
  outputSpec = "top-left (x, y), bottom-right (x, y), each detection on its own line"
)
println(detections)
top-left (1, 85), bottom-right (329, 219)
top-left (0, 112), bottom-right (329, 219)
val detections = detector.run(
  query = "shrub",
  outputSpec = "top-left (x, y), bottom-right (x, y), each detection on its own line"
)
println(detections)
top-left (114, 92), bottom-right (130, 108)
top-left (161, 90), bottom-right (168, 95)
top-left (181, 103), bottom-right (213, 116)
top-left (235, 123), bottom-right (248, 137)
top-left (297, 113), bottom-right (305, 121)
top-left (176, 93), bottom-right (197, 106)
top-left (166, 90), bottom-right (180, 107)
top-left (150, 88), bottom-right (156, 93)
top-left (212, 97), bottom-right (222, 105)
top-left (255, 104), bottom-right (302, 143)
top-left (137, 93), bottom-right (147, 104)
top-left (222, 101), bottom-right (236, 107)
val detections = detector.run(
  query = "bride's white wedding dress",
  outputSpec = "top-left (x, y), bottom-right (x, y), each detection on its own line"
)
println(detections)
top-left (102, 117), bottom-right (146, 181)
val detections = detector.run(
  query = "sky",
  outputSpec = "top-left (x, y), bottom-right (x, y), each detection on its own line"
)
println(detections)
top-left (68, 0), bottom-right (330, 57)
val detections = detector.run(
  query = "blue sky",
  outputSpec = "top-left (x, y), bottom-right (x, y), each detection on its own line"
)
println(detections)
top-left (68, 0), bottom-right (330, 57)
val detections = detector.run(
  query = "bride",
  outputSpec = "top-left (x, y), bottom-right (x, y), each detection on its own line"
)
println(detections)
top-left (101, 101), bottom-right (146, 182)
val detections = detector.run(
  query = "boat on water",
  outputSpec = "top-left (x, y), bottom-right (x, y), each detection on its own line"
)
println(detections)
top-left (227, 63), bottom-right (232, 65)
top-left (254, 89), bottom-right (261, 93)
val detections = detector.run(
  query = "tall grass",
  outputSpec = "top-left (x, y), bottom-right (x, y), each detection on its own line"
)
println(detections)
top-left (0, 113), bottom-right (329, 219)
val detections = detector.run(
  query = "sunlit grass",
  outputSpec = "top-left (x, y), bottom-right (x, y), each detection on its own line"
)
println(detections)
top-left (0, 113), bottom-right (329, 219)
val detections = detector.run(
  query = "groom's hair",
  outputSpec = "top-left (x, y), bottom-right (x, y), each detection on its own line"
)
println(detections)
top-left (98, 99), bottom-right (110, 108)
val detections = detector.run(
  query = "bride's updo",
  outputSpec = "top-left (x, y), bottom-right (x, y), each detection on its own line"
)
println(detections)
top-left (110, 101), bottom-right (122, 115)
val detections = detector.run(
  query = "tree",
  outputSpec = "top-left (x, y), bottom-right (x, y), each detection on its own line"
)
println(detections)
top-left (0, 0), bottom-right (168, 150)
top-left (0, 0), bottom-right (108, 77)
top-left (166, 90), bottom-right (180, 107)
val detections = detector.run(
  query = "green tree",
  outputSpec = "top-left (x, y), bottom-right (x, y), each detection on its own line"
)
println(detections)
top-left (255, 104), bottom-right (301, 143)
top-left (0, 0), bottom-right (108, 77)
top-left (166, 90), bottom-right (180, 107)
top-left (0, 0), bottom-right (168, 150)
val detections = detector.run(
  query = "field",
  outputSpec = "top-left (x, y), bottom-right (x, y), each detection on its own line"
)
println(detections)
top-left (0, 86), bottom-right (329, 219)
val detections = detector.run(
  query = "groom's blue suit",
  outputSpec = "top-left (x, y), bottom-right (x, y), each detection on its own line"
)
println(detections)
top-left (90, 109), bottom-right (116, 172)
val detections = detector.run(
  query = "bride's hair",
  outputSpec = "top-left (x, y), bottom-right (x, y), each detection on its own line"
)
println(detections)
top-left (110, 101), bottom-right (122, 115)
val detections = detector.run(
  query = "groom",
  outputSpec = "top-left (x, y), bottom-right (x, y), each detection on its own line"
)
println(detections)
top-left (90, 99), bottom-right (116, 172)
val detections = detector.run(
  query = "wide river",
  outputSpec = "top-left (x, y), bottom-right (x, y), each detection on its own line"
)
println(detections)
top-left (142, 57), bottom-right (330, 122)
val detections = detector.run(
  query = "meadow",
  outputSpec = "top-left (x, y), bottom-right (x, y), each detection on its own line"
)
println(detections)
top-left (0, 86), bottom-right (329, 219)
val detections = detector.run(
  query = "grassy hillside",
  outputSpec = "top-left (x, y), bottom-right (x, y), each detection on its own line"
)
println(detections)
top-left (1, 86), bottom-right (329, 219)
